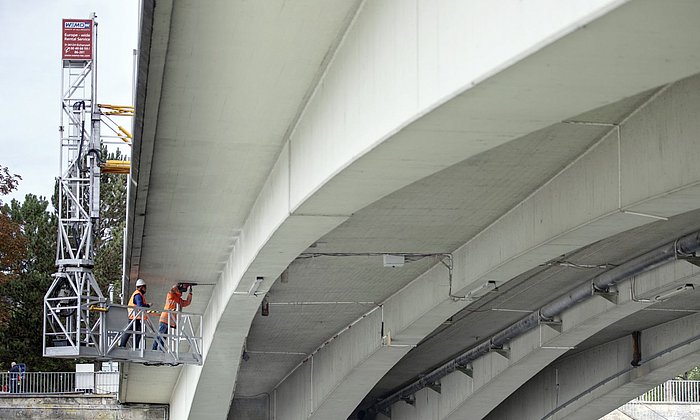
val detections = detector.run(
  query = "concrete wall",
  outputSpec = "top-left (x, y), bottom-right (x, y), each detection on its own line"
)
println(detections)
top-left (0, 395), bottom-right (167, 419)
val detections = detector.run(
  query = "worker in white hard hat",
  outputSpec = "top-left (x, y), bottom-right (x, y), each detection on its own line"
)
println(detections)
top-left (119, 279), bottom-right (151, 348)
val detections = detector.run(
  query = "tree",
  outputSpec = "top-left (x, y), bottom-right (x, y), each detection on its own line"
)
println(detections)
top-left (0, 166), bottom-right (20, 197)
top-left (93, 148), bottom-right (128, 300)
top-left (0, 151), bottom-right (128, 371)
top-left (0, 166), bottom-right (26, 322)
top-left (0, 194), bottom-right (73, 371)
top-left (0, 214), bottom-right (25, 294)
top-left (680, 366), bottom-right (700, 380)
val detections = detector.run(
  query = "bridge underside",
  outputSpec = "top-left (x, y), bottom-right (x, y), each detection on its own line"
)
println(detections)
top-left (125, 0), bottom-right (700, 419)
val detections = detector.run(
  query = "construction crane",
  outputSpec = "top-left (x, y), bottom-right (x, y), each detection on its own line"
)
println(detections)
top-left (42, 14), bottom-right (203, 366)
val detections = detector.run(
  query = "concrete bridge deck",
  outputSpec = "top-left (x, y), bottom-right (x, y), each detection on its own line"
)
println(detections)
top-left (122, 0), bottom-right (700, 418)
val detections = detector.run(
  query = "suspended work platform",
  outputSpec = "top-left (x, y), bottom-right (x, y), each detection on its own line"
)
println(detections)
top-left (44, 284), bottom-right (203, 366)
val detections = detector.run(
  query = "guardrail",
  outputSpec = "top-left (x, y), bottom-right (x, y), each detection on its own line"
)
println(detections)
top-left (629, 380), bottom-right (700, 404)
top-left (0, 371), bottom-right (118, 395)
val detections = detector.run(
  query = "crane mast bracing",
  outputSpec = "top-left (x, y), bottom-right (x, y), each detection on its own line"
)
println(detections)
top-left (43, 15), bottom-right (203, 366)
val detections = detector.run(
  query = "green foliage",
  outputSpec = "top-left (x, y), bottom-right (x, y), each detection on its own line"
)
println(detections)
top-left (682, 366), bottom-right (700, 380)
top-left (94, 148), bottom-right (128, 297)
top-left (0, 166), bottom-right (26, 322)
top-left (0, 194), bottom-right (73, 371)
top-left (0, 151), bottom-right (128, 371)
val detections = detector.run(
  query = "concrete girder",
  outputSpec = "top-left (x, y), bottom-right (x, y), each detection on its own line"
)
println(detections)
top-left (126, 0), bottom-right (363, 405)
top-left (484, 312), bottom-right (700, 420)
top-left (158, 1), bottom-right (700, 418)
top-left (272, 73), bottom-right (700, 420)
top-left (127, 0), bottom-right (171, 284)
top-left (121, 0), bottom-right (175, 403)
top-left (383, 261), bottom-right (699, 420)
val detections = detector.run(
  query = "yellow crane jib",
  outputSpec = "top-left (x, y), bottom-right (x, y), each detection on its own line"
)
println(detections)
top-left (102, 160), bottom-right (131, 174)
top-left (98, 104), bottom-right (134, 116)
top-left (117, 125), bottom-right (132, 140)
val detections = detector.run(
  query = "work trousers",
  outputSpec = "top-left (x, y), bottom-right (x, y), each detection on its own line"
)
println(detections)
top-left (119, 319), bottom-right (143, 348)
top-left (152, 322), bottom-right (170, 351)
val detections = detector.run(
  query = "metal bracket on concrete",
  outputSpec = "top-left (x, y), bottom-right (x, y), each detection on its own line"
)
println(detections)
top-left (593, 285), bottom-right (619, 304)
top-left (539, 317), bottom-right (563, 333)
top-left (426, 380), bottom-right (441, 394)
top-left (377, 406), bottom-right (392, 418)
top-left (456, 363), bottom-right (473, 377)
top-left (490, 344), bottom-right (510, 359)
top-left (401, 394), bottom-right (416, 406)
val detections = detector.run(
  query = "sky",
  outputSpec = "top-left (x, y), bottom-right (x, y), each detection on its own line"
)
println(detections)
top-left (0, 0), bottom-right (139, 204)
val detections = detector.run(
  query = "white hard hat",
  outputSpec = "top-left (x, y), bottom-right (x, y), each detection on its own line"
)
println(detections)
top-left (135, 279), bottom-right (147, 287)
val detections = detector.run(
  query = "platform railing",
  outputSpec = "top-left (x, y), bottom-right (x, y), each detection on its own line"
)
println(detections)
top-left (44, 301), bottom-right (203, 365)
top-left (104, 304), bottom-right (203, 365)
top-left (0, 371), bottom-right (118, 395)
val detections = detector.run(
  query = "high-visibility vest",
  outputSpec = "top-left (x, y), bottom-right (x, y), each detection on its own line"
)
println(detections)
top-left (127, 289), bottom-right (149, 320)
top-left (159, 288), bottom-right (192, 327)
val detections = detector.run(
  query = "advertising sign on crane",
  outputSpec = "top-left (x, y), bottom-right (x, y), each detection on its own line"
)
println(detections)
top-left (62, 19), bottom-right (93, 61)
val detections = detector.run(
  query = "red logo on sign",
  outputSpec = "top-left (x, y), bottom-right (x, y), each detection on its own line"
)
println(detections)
top-left (62, 19), bottom-right (92, 60)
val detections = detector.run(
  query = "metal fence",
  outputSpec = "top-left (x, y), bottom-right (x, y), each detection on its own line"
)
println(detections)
top-left (0, 371), bottom-right (119, 395)
top-left (630, 380), bottom-right (700, 404)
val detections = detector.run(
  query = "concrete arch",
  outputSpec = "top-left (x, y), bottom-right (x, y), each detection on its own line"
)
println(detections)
top-left (378, 261), bottom-right (699, 419)
top-left (484, 312), bottom-right (700, 420)
top-left (272, 70), bottom-right (700, 419)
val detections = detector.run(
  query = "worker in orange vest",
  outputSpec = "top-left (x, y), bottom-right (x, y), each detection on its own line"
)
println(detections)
top-left (119, 278), bottom-right (151, 348)
top-left (152, 283), bottom-right (193, 351)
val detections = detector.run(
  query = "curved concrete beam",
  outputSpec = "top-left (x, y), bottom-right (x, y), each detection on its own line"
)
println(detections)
top-left (383, 261), bottom-right (699, 420)
top-left (169, 1), bottom-right (700, 418)
top-left (121, 0), bottom-right (175, 403)
top-left (126, 0), bottom-right (170, 285)
top-left (275, 71), bottom-right (700, 419)
top-left (484, 312), bottom-right (700, 420)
